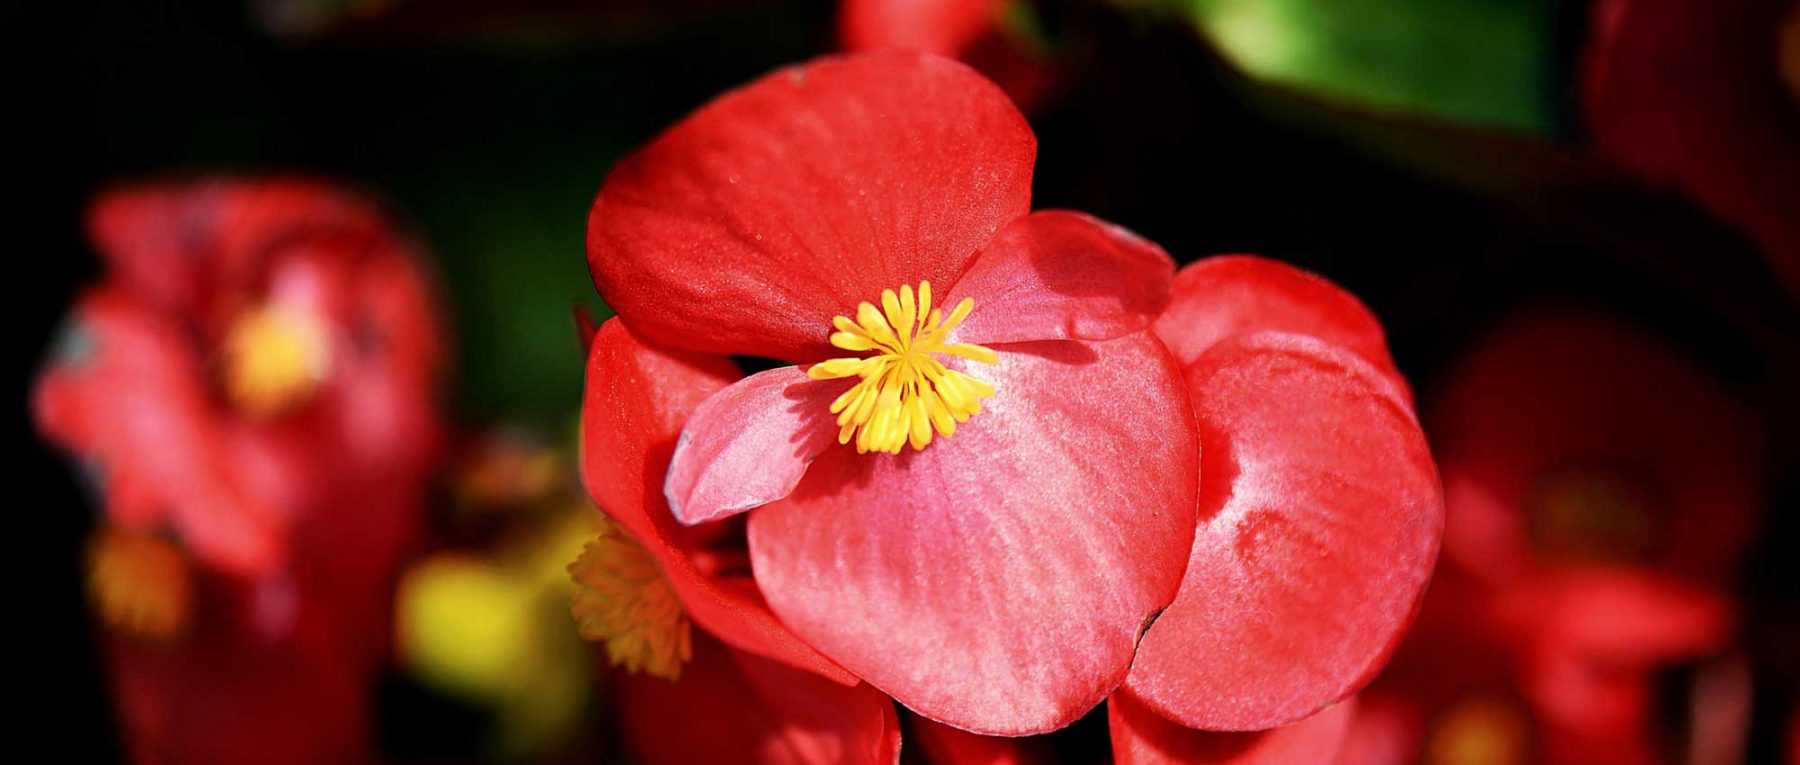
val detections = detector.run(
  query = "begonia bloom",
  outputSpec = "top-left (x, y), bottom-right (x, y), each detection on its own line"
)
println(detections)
top-left (585, 51), bottom-right (1195, 735)
top-left (35, 179), bottom-right (444, 764)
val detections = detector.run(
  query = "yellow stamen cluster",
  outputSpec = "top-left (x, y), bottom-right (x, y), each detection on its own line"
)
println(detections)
top-left (568, 518), bottom-right (691, 680)
top-left (808, 282), bottom-right (998, 454)
top-left (86, 528), bottom-right (193, 642)
top-left (222, 304), bottom-right (330, 417)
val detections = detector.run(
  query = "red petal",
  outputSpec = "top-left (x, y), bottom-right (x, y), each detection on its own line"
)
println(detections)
top-left (1151, 256), bottom-right (1400, 381)
top-left (617, 633), bottom-right (900, 765)
top-left (948, 211), bottom-right (1175, 346)
top-left (1126, 332), bottom-right (1443, 730)
top-left (1110, 690), bottom-right (1357, 765)
top-left (908, 712), bottom-right (1051, 765)
top-left (34, 289), bottom-right (285, 575)
top-left (86, 180), bottom-right (392, 319)
top-left (664, 367), bottom-right (842, 525)
top-left (580, 319), bottom-right (856, 683)
top-left (748, 332), bottom-right (1197, 735)
top-left (587, 51), bottom-right (1035, 361)
top-left (839, 0), bottom-right (1000, 56)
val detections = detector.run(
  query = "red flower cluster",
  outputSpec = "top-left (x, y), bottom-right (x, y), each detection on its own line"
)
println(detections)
top-left (578, 51), bottom-right (1443, 760)
top-left (35, 180), bottom-right (444, 764)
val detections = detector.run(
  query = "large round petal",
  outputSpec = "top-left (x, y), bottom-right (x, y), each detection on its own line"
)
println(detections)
top-left (617, 633), bottom-right (900, 765)
top-left (948, 211), bottom-right (1175, 346)
top-left (580, 319), bottom-right (855, 684)
top-left (1151, 256), bottom-right (1400, 381)
top-left (748, 332), bottom-right (1198, 735)
top-left (1110, 690), bottom-right (1357, 765)
top-left (1126, 331), bottom-right (1442, 731)
top-left (587, 51), bottom-right (1036, 361)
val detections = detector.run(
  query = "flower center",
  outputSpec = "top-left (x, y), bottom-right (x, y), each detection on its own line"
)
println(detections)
top-left (1781, 3), bottom-right (1800, 107)
top-left (86, 527), bottom-right (193, 642)
top-left (222, 304), bottom-right (330, 417)
top-left (807, 282), bottom-right (998, 454)
top-left (1528, 466), bottom-right (1663, 565)
top-left (568, 518), bottom-right (691, 680)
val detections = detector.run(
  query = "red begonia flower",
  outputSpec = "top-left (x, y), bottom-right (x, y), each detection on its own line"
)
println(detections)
top-left (1430, 309), bottom-right (1762, 588)
top-left (579, 318), bottom-right (899, 764)
top-left (1124, 257), bottom-right (1443, 732)
top-left (37, 179), bottom-right (444, 764)
top-left (839, 0), bottom-right (1058, 111)
top-left (38, 179), bottom-right (443, 582)
top-left (586, 52), bottom-right (1193, 735)
top-left (1110, 691), bottom-right (1357, 765)
top-left (1583, 0), bottom-right (1800, 295)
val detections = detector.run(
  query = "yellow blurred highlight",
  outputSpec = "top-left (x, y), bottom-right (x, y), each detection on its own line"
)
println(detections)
top-left (86, 527), bottom-right (193, 642)
top-left (222, 304), bottom-right (330, 417)
top-left (1425, 696), bottom-right (1529, 765)
top-left (394, 509), bottom-right (598, 757)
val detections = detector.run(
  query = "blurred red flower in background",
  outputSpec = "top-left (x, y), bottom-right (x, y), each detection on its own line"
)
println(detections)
top-left (35, 179), bottom-right (444, 764)
top-left (586, 50), bottom-right (1194, 735)
top-left (1583, 0), bottom-right (1800, 296)
top-left (1107, 256), bottom-right (1443, 762)
top-left (576, 318), bottom-right (899, 764)
top-left (1344, 309), bottom-right (1764, 764)
top-left (839, 0), bottom-right (1059, 110)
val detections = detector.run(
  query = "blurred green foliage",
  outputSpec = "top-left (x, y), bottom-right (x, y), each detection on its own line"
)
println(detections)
top-left (1170, 0), bottom-right (1559, 133)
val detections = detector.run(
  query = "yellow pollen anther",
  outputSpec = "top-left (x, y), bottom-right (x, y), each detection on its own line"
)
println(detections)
top-left (86, 528), bottom-right (193, 642)
top-left (568, 518), bottom-right (691, 680)
top-left (807, 281), bottom-right (998, 454)
top-left (222, 304), bottom-right (330, 418)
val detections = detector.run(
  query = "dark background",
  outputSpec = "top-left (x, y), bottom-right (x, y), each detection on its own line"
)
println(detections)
top-left (27, 0), bottom-right (1800, 761)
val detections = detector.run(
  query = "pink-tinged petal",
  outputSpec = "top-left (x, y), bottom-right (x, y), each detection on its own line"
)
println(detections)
top-left (588, 51), bottom-right (1036, 361)
top-left (617, 633), bottom-right (900, 765)
top-left (908, 712), bottom-right (1051, 765)
top-left (749, 332), bottom-right (1197, 735)
top-left (947, 211), bottom-right (1175, 346)
top-left (1111, 690), bottom-right (1357, 765)
top-left (839, 0), bottom-right (1000, 56)
top-left (1127, 331), bottom-right (1443, 731)
top-left (580, 319), bottom-right (857, 684)
top-left (665, 367), bottom-right (843, 525)
top-left (1152, 256), bottom-right (1400, 379)
top-left (33, 289), bottom-right (285, 576)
